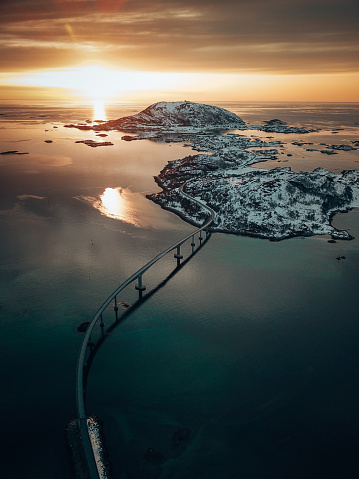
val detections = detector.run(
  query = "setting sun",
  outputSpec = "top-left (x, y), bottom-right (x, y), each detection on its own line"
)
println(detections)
top-left (1, 65), bottom-right (359, 102)
top-left (72, 66), bottom-right (121, 99)
top-left (1, 65), bottom-right (209, 101)
top-left (4, 65), bottom-right (121, 100)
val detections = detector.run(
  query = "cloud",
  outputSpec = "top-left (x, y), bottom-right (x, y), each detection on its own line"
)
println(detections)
top-left (0, 0), bottom-right (358, 74)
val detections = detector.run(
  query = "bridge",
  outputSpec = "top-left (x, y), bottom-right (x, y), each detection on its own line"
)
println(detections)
top-left (75, 183), bottom-right (215, 478)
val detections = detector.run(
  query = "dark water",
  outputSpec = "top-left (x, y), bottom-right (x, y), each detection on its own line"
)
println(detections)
top-left (87, 215), bottom-right (359, 479)
top-left (0, 101), bottom-right (359, 478)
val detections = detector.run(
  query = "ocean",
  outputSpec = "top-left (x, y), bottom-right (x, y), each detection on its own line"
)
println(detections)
top-left (0, 100), bottom-right (359, 478)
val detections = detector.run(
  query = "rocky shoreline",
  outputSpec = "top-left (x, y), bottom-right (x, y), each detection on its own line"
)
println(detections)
top-left (148, 159), bottom-right (358, 241)
top-left (66, 416), bottom-right (110, 479)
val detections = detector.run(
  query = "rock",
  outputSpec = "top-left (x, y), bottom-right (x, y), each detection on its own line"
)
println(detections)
top-left (119, 301), bottom-right (131, 309)
top-left (320, 150), bottom-right (338, 155)
top-left (171, 428), bottom-right (191, 449)
top-left (331, 144), bottom-right (356, 151)
top-left (260, 119), bottom-right (309, 134)
top-left (143, 447), bottom-right (165, 464)
top-left (265, 119), bottom-right (286, 126)
top-left (0, 150), bottom-right (29, 155)
top-left (75, 140), bottom-right (114, 147)
top-left (77, 321), bottom-right (90, 332)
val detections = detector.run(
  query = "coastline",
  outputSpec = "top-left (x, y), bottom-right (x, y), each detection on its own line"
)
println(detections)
top-left (148, 186), bottom-right (357, 242)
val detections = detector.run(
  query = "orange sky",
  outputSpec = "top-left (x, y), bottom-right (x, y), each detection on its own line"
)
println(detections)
top-left (1, 0), bottom-right (359, 102)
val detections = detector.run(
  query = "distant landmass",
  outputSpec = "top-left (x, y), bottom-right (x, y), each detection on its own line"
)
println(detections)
top-left (65, 101), bottom-right (359, 240)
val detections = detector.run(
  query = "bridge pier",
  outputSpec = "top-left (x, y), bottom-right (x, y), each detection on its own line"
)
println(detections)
top-left (174, 245), bottom-right (183, 266)
top-left (191, 235), bottom-right (195, 251)
top-left (135, 274), bottom-right (146, 299)
top-left (99, 314), bottom-right (105, 336)
top-left (114, 296), bottom-right (119, 322)
top-left (88, 336), bottom-right (94, 352)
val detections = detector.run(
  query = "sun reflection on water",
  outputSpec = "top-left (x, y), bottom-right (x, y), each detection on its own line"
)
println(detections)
top-left (101, 187), bottom-right (125, 218)
top-left (78, 186), bottom-right (183, 230)
top-left (93, 99), bottom-right (106, 121)
top-left (95, 187), bottom-right (141, 227)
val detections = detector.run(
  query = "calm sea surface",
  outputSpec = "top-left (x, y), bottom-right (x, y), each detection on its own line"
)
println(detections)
top-left (0, 101), bottom-right (359, 478)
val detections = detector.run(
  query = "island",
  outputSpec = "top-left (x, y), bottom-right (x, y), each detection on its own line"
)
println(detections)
top-left (65, 101), bottom-right (359, 241)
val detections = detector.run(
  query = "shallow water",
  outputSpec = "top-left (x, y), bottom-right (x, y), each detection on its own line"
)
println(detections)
top-left (0, 101), bottom-right (359, 478)
top-left (248, 126), bottom-right (359, 174)
top-left (223, 102), bottom-right (359, 174)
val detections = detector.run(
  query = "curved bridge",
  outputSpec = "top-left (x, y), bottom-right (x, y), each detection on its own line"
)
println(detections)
top-left (75, 183), bottom-right (215, 478)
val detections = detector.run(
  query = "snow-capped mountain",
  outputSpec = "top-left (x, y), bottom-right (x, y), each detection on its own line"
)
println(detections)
top-left (96, 101), bottom-right (245, 131)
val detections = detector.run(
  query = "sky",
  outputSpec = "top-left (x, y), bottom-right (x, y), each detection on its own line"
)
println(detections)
top-left (0, 0), bottom-right (359, 102)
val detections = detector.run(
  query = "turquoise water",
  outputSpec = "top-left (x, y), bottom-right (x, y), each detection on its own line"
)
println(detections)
top-left (88, 215), bottom-right (359, 479)
top-left (0, 101), bottom-right (359, 478)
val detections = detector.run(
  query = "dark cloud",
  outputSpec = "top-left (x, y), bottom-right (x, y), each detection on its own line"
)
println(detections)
top-left (0, 0), bottom-right (358, 73)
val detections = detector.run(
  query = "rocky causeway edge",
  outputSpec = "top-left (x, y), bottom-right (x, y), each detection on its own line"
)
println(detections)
top-left (66, 101), bottom-right (359, 240)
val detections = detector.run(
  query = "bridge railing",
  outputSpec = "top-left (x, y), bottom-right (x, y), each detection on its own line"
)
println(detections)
top-left (75, 184), bottom-right (215, 478)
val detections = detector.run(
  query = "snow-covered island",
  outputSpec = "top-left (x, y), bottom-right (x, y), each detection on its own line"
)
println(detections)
top-left (66, 101), bottom-right (359, 240)
top-left (150, 160), bottom-right (359, 240)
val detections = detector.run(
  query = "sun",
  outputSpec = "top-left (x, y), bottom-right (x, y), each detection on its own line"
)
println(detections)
top-left (4, 64), bottom-right (123, 101)
top-left (76, 66), bottom-right (120, 99)
top-left (0, 64), bottom-right (209, 102)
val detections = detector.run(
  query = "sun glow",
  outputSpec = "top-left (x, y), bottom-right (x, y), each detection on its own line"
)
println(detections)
top-left (6, 66), bottom-right (121, 100)
top-left (2, 66), bottom-right (359, 102)
top-left (2, 65), bottom-right (202, 101)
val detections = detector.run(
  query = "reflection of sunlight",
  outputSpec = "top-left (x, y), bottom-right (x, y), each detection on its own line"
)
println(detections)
top-left (95, 187), bottom-right (141, 227)
top-left (78, 187), bottom-right (182, 231)
top-left (93, 100), bottom-right (106, 121)
top-left (101, 188), bottom-right (125, 220)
